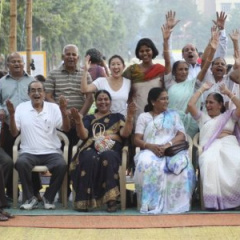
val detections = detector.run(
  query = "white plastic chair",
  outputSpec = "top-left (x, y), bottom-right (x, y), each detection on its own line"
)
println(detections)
top-left (12, 130), bottom-right (69, 208)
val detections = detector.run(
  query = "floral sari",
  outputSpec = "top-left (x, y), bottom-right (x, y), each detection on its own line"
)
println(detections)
top-left (70, 113), bottom-right (125, 211)
top-left (134, 110), bottom-right (195, 214)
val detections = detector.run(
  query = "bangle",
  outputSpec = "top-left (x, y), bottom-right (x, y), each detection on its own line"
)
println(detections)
top-left (230, 95), bottom-right (236, 101)
top-left (168, 141), bottom-right (173, 146)
top-left (198, 89), bottom-right (203, 95)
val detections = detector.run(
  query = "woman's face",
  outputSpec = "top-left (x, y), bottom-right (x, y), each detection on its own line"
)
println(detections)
top-left (152, 91), bottom-right (169, 113)
top-left (96, 93), bottom-right (111, 114)
top-left (211, 58), bottom-right (227, 79)
top-left (174, 62), bottom-right (189, 82)
top-left (109, 57), bottom-right (124, 78)
top-left (205, 95), bottom-right (222, 117)
top-left (138, 45), bottom-right (153, 63)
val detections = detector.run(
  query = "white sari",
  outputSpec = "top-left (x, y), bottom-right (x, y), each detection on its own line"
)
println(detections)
top-left (197, 111), bottom-right (240, 210)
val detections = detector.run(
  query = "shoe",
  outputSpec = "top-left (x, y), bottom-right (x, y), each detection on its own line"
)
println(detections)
top-left (20, 197), bottom-right (38, 210)
top-left (0, 209), bottom-right (15, 219)
top-left (42, 196), bottom-right (55, 210)
top-left (0, 213), bottom-right (8, 221)
top-left (34, 192), bottom-right (43, 202)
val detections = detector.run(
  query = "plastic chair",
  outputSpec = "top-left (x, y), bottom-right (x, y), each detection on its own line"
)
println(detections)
top-left (12, 130), bottom-right (69, 208)
top-left (71, 140), bottom-right (129, 210)
top-left (193, 132), bottom-right (204, 210)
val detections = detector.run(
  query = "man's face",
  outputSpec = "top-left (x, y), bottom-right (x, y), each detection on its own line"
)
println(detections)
top-left (182, 44), bottom-right (199, 65)
top-left (7, 53), bottom-right (24, 77)
top-left (28, 81), bottom-right (45, 106)
top-left (62, 46), bottom-right (79, 70)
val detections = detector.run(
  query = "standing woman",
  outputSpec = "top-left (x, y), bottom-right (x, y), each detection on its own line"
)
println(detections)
top-left (134, 87), bottom-right (195, 214)
top-left (81, 55), bottom-right (131, 116)
top-left (123, 38), bottom-right (165, 119)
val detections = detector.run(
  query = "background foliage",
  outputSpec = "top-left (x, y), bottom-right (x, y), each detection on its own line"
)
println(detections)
top-left (0, 0), bottom-right (239, 72)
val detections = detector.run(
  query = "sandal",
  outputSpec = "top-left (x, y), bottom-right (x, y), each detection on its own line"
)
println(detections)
top-left (107, 200), bottom-right (117, 213)
top-left (0, 213), bottom-right (8, 221)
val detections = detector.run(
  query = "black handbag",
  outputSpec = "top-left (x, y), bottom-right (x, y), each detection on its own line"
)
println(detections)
top-left (165, 141), bottom-right (189, 157)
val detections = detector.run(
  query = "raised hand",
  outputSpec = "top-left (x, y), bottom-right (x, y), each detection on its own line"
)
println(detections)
top-left (229, 29), bottom-right (240, 42)
top-left (202, 81), bottom-right (214, 91)
top-left (210, 26), bottom-right (219, 49)
top-left (84, 55), bottom-right (91, 71)
top-left (212, 11), bottom-right (227, 30)
top-left (219, 83), bottom-right (230, 95)
top-left (165, 10), bottom-right (180, 30)
top-left (161, 24), bottom-right (172, 41)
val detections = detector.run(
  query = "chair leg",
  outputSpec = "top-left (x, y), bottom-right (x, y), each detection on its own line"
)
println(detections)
top-left (13, 169), bottom-right (19, 208)
top-left (61, 173), bottom-right (68, 208)
top-left (119, 166), bottom-right (126, 210)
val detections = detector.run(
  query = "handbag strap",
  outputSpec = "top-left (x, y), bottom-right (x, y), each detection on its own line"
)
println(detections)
top-left (92, 123), bottom-right (105, 139)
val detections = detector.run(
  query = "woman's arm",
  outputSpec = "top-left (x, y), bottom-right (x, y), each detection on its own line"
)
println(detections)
top-left (161, 24), bottom-right (172, 75)
top-left (81, 55), bottom-right (98, 93)
top-left (188, 82), bottom-right (213, 117)
top-left (229, 29), bottom-right (239, 70)
top-left (70, 107), bottom-right (88, 140)
top-left (219, 84), bottom-right (240, 117)
top-left (197, 27), bottom-right (219, 82)
top-left (230, 50), bottom-right (240, 84)
top-left (120, 102), bottom-right (136, 138)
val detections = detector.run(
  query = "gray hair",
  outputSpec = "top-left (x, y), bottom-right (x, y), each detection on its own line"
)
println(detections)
top-left (6, 52), bottom-right (24, 63)
top-left (62, 44), bottom-right (79, 55)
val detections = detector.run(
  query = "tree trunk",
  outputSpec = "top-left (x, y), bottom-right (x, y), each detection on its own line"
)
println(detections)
top-left (9, 0), bottom-right (17, 52)
top-left (26, 0), bottom-right (32, 75)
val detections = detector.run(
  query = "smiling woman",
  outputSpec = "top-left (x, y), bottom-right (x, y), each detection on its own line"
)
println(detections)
top-left (123, 38), bottom-right (165, 120)
top-left (133, 87), bottom-right (195, 214)
top-left (81, 55), bottom-right (131, 116)
top-left (69, 90), bottom-right (136, 212)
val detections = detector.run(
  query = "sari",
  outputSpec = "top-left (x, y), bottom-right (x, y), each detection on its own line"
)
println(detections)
top-left (195, 110), bottom-right (240, 210)
top-left (70, 113), bottom-right (125, 211)
top-left (165, 73), bottom-right (201, 138)
top-left (123, 63), bottom-right (165, 120)
top-left (134, 110), bottom-right (195, 214)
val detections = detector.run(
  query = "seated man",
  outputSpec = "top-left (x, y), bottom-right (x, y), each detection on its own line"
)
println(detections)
top-left (6, 81), bottom-right (70, 210)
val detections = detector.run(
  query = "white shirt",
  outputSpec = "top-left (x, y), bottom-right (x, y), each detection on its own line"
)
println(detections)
top-left (15, 101), bottom-right (63, 154)
top-left (93, 77), bottom-right (131, 116)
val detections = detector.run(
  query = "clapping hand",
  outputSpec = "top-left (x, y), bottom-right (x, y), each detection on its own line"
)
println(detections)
top-left (6, 99), bottom-right (15, 116)
top-left (59, 95), bottom-right (68, 112)
top-left (70, 107), bottom-right (82, 124)
top-left (202, 81), bottom-right (214, 91)
top-left (229, 29), bottom-right (240, 43)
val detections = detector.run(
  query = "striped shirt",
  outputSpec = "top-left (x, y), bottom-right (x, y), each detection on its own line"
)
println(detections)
top-left (45, 64), bottom-right (92, 110)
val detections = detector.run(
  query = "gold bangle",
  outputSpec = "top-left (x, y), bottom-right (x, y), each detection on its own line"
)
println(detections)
top-left (198, 89), bottom-right (203, 95)
top-left (230, 95), bottom-right (236, 101)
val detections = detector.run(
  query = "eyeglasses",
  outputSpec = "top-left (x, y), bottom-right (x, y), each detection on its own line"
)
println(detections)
top-left (30, 88), bottom-right (44, 93)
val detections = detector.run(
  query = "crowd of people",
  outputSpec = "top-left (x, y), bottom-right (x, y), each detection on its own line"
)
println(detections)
top-left (1, 10), bottom-right (240, 220)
